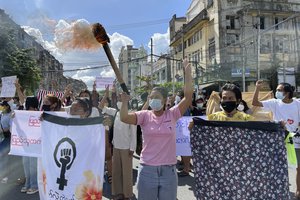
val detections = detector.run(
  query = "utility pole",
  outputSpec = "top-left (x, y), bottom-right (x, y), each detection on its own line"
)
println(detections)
top-left (257, 14), bottom-right (261, 80)
top-left (150, 38), bottom-right (154, 85)
top-left (294, 18), bottom-right (300, 72)
top-left (242, 45), bottom-right (246, 92)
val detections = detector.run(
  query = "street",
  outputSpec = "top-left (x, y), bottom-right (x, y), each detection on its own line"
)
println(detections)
top-left (0, 155), bottom-right (297, 200)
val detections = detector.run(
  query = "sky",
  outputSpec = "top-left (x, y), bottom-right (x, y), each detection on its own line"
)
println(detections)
top-left (0, 0), bottom-right (191, 89)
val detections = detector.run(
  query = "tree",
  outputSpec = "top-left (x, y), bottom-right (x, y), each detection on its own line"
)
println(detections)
top-left (3, 48), bottom-right (41, 95)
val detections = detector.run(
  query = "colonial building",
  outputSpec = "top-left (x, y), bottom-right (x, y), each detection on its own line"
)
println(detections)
top-left (118, 45), bottom-right (148, 92)
top-left (170, 0), bottom-right (300, 91)
top-left (0, 9), bottom-right (86, 93)
top-left (152, 54), bottom-right (172, 84)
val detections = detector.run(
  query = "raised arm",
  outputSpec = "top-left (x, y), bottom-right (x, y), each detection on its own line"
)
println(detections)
top-left (15, 79), bottom-right (25, 105)
top-left (177, 59), bottom-right (193, 115)
top-left (61, 84), bottom-right (72, 106)
top-left (120, 92), bottom-right (137, 125)
top-left (252, 80), bottom-right (263, 107)
top-left (98, 85), bottom-right (109, 110)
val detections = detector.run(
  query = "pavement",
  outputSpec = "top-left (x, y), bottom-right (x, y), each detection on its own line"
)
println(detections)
top-left (0, 155), bottom-right (298, 200)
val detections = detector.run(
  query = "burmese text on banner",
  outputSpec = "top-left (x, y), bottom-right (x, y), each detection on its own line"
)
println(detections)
top-left (38, 113), bottom-right (105, 200)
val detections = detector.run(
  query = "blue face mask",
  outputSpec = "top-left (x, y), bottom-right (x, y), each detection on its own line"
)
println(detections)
top-left (275, 91), bottom-right (285, 100)
top-left (149, 99), bottom-right (163, 111)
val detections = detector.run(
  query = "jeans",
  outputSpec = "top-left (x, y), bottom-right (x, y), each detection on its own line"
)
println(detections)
top-left (137, 164), bottom-right (177, 200)
top-left (22, 157), bottom-right (38, 189)
top-left (0, 137), bottom-right (10, 179)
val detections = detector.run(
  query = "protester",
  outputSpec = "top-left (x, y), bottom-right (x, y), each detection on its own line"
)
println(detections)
top-left (237, 99), bottom-right (252, 114)
top-left (208, 83), bottom-right (253, 121)
top-left (120, 59), bottom-right (193, 200)
top-left (78, 89), bottom-right (100, 117)
top-left (42, 94), bottom-right (62, 112)
top-left (0, 101), bottom-right (12, 184)
top-left (191, 97), bottom-right (205, 116)
top-left (252, 80), bottom-right (300, 198)
top-left (100, 93), bottom-right (137, 200)
top-left (20, 97), bottom-right (39, 195)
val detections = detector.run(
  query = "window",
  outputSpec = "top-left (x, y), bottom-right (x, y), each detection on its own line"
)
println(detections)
top-left (260, 17), bottom-right (265, 30)
top-left (226, 16), bottom-right (235, 29)
top-left (208, 37), bottom-right (216, 60)
top-left (275, 17), bottom-right (279, 30)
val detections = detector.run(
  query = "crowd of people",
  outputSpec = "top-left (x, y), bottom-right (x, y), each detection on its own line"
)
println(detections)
top-left (0, 59), bottom-right (300, 200)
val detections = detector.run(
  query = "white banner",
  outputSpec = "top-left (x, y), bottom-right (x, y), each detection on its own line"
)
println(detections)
top-left (1, 75), bottom-right (17, 97)
top-left (96, 76), bottom-right (115, 89)
top-left (176, 116), bottom-right (206, 156)
top-left (10, 111), bottom-right (68, 157)
top-left (39, 114), bottom-right (105, 200)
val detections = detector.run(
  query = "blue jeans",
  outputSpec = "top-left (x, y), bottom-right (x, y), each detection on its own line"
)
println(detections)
top-left (0, 137), bottom-right (10, 179)
top-left (137, 164), bottom-right (177, 200)
top-left (22, 157), bottom-right (38, 189)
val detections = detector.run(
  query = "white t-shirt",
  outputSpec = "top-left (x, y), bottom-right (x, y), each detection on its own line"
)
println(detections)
top-left (102, 106), bottom-right (137, 151)
top-left (262, 99), bottom-right (300, 132)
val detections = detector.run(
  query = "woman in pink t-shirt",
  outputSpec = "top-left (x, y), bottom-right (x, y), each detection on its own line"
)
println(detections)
top-left (120, 59), bottom-right (193, 200)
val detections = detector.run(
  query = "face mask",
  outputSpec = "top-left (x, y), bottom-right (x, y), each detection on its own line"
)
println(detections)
top-left (221, 101), bottom-right (237, 113)
top-left (42, 105), bottom-right (51, 111)
top-left (275, 91), bottom-right (285, 100)
top-left (237, 104), bottom-right (245, 111)
top-left (117, 102), bottom-right (122, 110)
top-left (175, 96), bottom-right (181, 103)
top-left (196, 103), bottom-right (203, 109)
top-left (149, 99), bottom-right (163, 111)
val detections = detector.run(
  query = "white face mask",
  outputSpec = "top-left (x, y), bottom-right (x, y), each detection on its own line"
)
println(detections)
top-left (275, 91), bottom-right (285, 100)
top-left (149, 99), bottom-right (163, 111)
top-left (117, 102), bottom-right (122, 109)
top-left (175, 96), bottom-right (181, 104)
top-left (196, 103), bottom-right (203, 109)
top-left (237, 104), bottom-right (245, 111)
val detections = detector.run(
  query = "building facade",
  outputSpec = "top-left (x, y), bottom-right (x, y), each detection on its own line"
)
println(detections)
top-left (152, 54), bottom-right (172, 85)
top-left (0, 9), bottom-right (86, 93)
top-left (170, 0), bottom-right (300, 91)
top-left (118, 45), bottom-right (148, 92)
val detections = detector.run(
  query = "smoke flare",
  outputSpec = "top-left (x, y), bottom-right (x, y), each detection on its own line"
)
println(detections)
top-left (54, 19), bottom-right (101, 50)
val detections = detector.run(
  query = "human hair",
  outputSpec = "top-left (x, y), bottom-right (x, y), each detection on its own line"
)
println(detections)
top-left (1, 101), bottom-right (11, 113)
top-left (279, 82), bottom-right (295, 99)
top-left (220, 83), bottom-right (242, 102)
top-left (25, 97), bottom-right (39, 110)
top-left (74, 97), bottom-right (92, 117)
top-left (240, 100), bottom-right (250, 112)
top-left (45, 94), bottom-right (61, 111)
top-left (152, 87), bottom-right (168, 99)
top-left (79, 89), bottom-right (92, 99)
top-left (131, 99), bottom-right (138, 109)
top-left (79, 89), bottom-right (93, 109)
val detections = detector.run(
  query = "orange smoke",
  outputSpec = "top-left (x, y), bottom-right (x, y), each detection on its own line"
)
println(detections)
top-left (54, 19), bottom-right (102, 50)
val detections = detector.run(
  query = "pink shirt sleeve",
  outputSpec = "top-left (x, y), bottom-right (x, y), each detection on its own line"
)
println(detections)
top-left (135, 110), bottom-right (148, 126)
top-left (169, 105), bottom-right (182, 122)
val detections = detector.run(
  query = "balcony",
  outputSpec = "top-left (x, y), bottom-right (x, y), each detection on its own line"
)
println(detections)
top-left (170, 9), bottom-right (209, 44)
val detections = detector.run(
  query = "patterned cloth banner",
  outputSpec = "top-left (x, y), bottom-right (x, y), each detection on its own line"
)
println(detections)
top-left (190, 118), bottom-right (290, 200)
top-left (38, 113), bottom-right (105, 200)
top-left (10, 111), bottom-right (67, 157)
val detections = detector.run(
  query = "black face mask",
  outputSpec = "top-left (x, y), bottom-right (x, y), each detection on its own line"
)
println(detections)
top-left (221, 101), bottom-right (237, 113)
top-left (42, 105), bottom-right (51, 111)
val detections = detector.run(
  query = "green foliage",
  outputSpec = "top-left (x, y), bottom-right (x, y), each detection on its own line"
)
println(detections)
top-left (0, 29), bottom-right (41, 95)
top-left (134, 74), bottom-right (184, 96)
top-left (3, 48), bottom-right (41, 95)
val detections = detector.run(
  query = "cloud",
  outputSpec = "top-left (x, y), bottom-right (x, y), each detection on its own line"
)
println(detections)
top-left (22, 22), bottom-right (133, 90)
top-left (149, 29), bottom-right (170, 56)
top-left (109, 32), bottom-right (134, 58)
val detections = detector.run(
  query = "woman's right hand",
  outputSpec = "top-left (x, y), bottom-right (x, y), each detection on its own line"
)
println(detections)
top-left (120, 92), bottom-right (130, 103)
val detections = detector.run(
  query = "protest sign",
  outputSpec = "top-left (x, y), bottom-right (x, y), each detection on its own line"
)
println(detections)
top-left (1, 76), bottom-right (17, 97)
